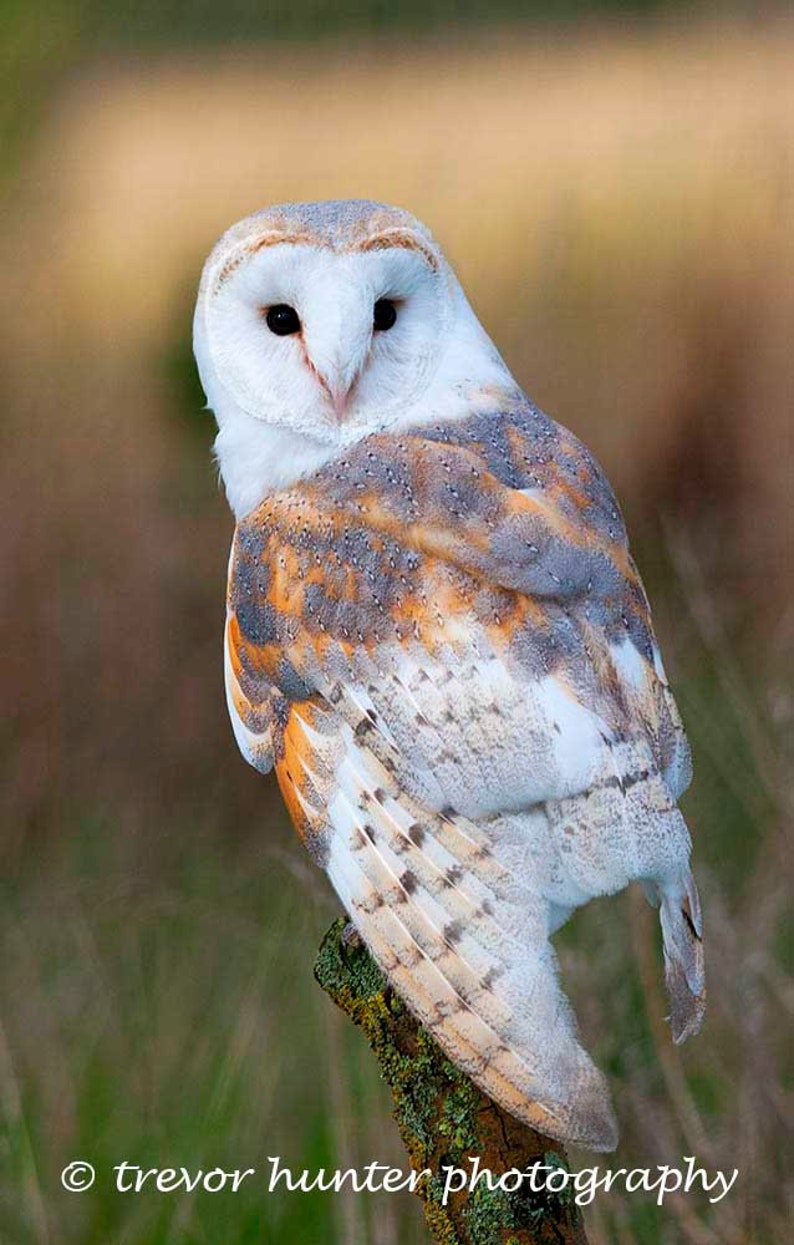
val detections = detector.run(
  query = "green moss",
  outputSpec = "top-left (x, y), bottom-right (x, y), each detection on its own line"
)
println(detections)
top-left (464, 1185), bottom-right (516, 1244)
top-left (436, 1077), bottom-right (481, 1155)
top-left (314, 916), bottom-right (387, 1008)
top-left (315, 918), bottom-right (584, 1245)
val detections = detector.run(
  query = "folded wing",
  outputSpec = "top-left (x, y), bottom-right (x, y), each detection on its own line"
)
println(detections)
top-left (225, 401), bottom-right (704, 1147)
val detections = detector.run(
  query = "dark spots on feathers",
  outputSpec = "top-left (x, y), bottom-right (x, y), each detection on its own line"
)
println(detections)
top-left (624, 767), bottom-right (651, 791)
top-left (481, 966), bottom-right (501, 992)
top-left (594, 767), bottom-right (652, 796)
top-left (401, 870), bottom-right (418, 895)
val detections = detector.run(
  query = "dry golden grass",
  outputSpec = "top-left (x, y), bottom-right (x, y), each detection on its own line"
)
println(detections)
top-left (4, 15), bottom-right (793, 605)
top-left (10, 19), bottom-right (794, 347)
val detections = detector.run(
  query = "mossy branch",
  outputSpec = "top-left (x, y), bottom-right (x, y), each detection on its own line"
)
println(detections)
top-left (315, 917), bottom-right (588, 1245)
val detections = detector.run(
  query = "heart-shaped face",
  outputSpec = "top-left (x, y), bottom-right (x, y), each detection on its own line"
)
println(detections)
top-left (193, 200), bottom-right (515, 517)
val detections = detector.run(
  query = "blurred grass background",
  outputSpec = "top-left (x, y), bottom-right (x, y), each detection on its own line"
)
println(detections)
top-left (1, 1), bottom-right (792, 1242)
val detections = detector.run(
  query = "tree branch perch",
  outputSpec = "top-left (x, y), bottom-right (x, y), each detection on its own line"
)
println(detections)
top-left (315, 917), bottom-right (589, 1245)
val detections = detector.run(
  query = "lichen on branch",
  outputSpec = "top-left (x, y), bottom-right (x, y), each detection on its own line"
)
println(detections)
top-left (314, 917), bottom-right (588, 1245)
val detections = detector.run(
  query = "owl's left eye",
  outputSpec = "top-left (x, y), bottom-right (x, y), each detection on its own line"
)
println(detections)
top-left (373, 299), bottom-right (397, 331)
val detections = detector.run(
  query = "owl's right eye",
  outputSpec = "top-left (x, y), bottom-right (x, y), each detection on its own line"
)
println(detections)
top-left (265, 304), bottom-right (301, 336)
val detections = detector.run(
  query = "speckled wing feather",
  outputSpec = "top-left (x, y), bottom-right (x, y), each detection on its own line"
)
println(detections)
top-left (225, 400), bottom-right (704, 1149)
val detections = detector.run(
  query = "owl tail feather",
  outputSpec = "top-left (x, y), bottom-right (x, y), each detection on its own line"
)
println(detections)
top-left (650, 871), bottom-right (705, 1044)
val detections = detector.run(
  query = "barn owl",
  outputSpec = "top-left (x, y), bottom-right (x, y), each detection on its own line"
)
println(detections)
top-left (193, 200), bottom-right (705, 1151)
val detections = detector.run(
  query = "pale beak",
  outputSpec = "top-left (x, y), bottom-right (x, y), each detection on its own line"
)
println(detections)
top-left (303, 285), bottom-right (371, 423)
top-left (323, 372), bottom-right (351, 422)
top-left (314, 361), bottom-right (361, 423)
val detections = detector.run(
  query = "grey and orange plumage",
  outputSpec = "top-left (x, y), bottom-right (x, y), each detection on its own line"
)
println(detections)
top-left (196, 200), bottom-right (704, 1151)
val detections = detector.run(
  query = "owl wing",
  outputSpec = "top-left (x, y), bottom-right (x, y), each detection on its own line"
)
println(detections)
top-left (225, 403), bottom-right (703, 1149)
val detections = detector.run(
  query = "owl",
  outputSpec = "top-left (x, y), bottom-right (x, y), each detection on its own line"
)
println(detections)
top-left (193, 200), bottom-right (704, 1151)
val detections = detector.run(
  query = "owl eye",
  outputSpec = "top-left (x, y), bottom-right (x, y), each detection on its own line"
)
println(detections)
top-left (265, 304), bottom-right (301, 336)
top-left (373, 299), bottom-right (397, 331)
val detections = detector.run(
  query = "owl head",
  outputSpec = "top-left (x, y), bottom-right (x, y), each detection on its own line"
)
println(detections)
top-left (194, 200), bottom-right (515, 516)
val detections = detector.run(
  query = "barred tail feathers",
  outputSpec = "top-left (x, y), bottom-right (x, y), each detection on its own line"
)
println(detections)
top-left (655, 871), bottom-right (705, 1043)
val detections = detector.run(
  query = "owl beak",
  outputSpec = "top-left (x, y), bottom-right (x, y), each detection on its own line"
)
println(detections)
top-left (315, 364), bottom-right (360, 423)
top-left (327, 378), bottom-right (351, 422)
top-left (304, 291), bottom-right (370, 422)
